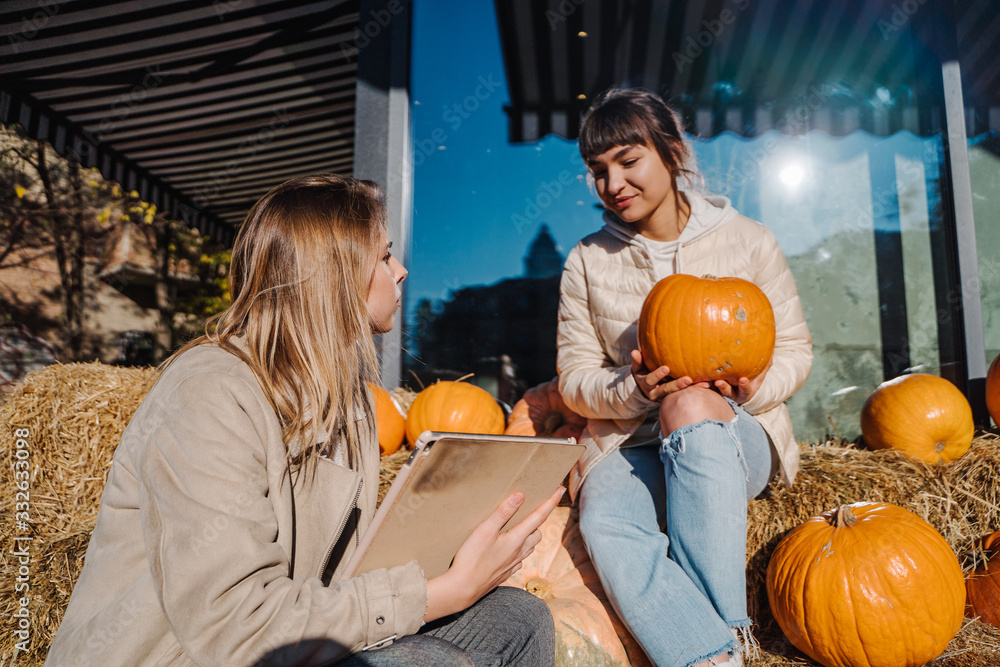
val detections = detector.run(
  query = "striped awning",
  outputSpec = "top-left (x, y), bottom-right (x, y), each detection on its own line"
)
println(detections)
top-left (0, 0), bottom-right (363, 244)
top-left (496, 0), bottom-right (1000, 143)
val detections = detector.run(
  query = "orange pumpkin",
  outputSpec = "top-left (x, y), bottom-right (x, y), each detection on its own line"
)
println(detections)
top-left (987, 353), bottom-right (1000, 428)
top-left (368, 383), bottom-right (406, 456)
top-left (504, 378), bottom-right (586, 441)
top-left (766, 502), bottom-right (965, 667)
top-left (404, 380), bottom-right (505, 444)
top-left (502, 507), bottom-right (651, 667)
top-left (860, 373), bottom-right (974, 464)
top-left (966, 530), bottom-right (1000, 627)
top-left (637, 274), bottom-right (775, 383)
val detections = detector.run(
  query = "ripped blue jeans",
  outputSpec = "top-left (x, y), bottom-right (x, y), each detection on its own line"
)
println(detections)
top-left (578, 399), bottom-right (774, 667)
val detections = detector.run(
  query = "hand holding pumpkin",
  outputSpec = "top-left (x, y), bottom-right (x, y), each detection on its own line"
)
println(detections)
top-left (712, 357), bottom-right (772, 405)
top-left (637, 274), bottom-right (776, 385)
top-left (423, 486), bottom-right (565, 623)
top-left (629, 349), bottom-right (704, 401)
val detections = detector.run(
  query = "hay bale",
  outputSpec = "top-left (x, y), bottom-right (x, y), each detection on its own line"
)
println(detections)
top-left (1, 362), bottom-right (158, 665)
top-left (4, 362), bottom-right (999, 666)
top-left (745, 434), bottom-right (1000, 666)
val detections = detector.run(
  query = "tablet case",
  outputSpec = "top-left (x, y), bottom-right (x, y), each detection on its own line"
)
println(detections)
top-left (342, 431), bottom-right (584, 580)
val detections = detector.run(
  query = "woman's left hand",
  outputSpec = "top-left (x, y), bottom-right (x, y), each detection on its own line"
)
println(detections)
top-left (712, 358), bottom-right (772, 405)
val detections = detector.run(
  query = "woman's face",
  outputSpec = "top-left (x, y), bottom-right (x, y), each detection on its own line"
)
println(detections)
top-left (367, 229), bottom-right (407, 334)
top-left (588, 142), bottom-right (674, 230)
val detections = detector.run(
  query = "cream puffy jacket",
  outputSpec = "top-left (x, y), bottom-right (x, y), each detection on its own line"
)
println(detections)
top-left (46, 343), bottom-right (426, 667)
top-left (557, 193), bottom-right (813, 499)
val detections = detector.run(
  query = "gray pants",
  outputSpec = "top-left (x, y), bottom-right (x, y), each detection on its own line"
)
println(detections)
top-left (339, 586), bottom-right (554, 667)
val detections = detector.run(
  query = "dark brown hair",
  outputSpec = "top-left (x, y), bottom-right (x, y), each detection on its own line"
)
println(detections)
top-left (579, 88), bottom-right (701, 198)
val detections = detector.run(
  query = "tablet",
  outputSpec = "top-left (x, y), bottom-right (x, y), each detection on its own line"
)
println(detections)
top-left (342, 431), bottom-right (585, 580)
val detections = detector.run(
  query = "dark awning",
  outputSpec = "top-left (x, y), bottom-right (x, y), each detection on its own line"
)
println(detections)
top-left (496, 0), bottom-right (1000, 142)
top-left (0, 0), bottom-right (363, 244)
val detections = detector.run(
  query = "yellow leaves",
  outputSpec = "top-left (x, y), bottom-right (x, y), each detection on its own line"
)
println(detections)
top-left (15, 185), bottom-right (26, 198)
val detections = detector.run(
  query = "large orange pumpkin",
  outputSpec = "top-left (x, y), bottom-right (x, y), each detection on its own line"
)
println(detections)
top-left (504, 379), bottom-right (586, 441)
top-left (637, 274), bottom-right (775, 383)
top-left (987, 353), bottom-right (1000, 428)
top-left (368, 383), bottom-right (406, 456)
top-left (860, 373), bottom-right (974, 464)
top-left (766, 502), bottom-right (965, 667)
top-left (966, 530), bottom-right (1000, 627)
top-left (502, 507), bottom-right (651, 667)
top-left (404, 380), bottom-right (505, 444)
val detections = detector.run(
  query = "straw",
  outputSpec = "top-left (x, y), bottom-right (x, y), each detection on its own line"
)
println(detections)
top-left (3, 363), bottom-right (998, 665)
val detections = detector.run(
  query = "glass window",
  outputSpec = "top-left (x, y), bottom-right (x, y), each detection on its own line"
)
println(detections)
top-left (695, 129), bottom-right (949, 440)
top-left (407, 0), bottom-right (996, 438)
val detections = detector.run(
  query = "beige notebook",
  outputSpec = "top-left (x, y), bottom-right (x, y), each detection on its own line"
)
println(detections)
top-left (342, 431), bottom-right (584, 580)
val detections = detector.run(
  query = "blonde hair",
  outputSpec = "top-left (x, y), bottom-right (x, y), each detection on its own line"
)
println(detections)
top-left (165, 174), bottom-right (386, 476)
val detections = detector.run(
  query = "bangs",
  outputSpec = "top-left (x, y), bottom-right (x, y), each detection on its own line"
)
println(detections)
top-left (579, 104), bottom-right (654, 163)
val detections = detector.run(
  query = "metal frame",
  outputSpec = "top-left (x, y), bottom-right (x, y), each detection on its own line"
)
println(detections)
top-left (353, 0), bottom-right (412, 388)
top-left (942, 60), bottom-right (989, 422)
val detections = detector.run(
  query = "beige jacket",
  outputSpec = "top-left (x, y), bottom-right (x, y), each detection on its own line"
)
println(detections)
top-left (46, 343), bottom-right (426, 667)
top-left (557, 193), bottom-right (813, 499)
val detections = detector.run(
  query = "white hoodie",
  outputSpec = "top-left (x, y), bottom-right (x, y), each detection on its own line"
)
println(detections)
top-left (601, 192), bottom-right (738, 280)
top-left (557, 191), bottom-right (813, 498)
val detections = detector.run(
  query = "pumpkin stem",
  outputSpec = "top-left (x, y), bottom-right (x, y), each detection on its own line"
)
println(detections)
top-left (455, 373), bottom-right (475, 383)
top-left (542, 412), bottom-right (565, 435)
top-left (524, 576), bottom-right (553, 600)
top-left (833, 505), bottom-right (858, 528)
top-left (408, 369), bottom-right (425, 390)
top-left (701, 274), bottom-right (718, 280)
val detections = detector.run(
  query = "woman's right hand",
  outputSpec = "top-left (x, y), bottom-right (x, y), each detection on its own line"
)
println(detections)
top-left (630, 349), bottom-right (703, 401)
top-left (423, 486), bottom-right (564, 622)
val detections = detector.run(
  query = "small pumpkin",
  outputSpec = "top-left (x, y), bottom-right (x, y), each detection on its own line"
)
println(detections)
top-left (987, 353), bottom-right (1000, 428)
top-left (368, 383), bottom-right (406, 456)
top-left (404, 380), bottom-right (505, 444)
top-left (766, 502), bottom-right (965, 667)
top-left (502, 507), bottom-right (651, 667)
top-left (966, 530), bottom-right (1000, 627)
top-left (860, 373), bottom-right (974, 464)
top-left (637, 274), bottom-right (775, 383)
top-left (504, 378), bottom-right (586, 441)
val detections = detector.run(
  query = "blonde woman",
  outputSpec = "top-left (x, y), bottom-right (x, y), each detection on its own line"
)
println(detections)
top-left (47, 175), bottom-right (559, 667)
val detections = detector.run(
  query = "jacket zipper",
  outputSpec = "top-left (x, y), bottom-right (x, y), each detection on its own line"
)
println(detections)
top-left (318, 478), bottom-right (363, 578)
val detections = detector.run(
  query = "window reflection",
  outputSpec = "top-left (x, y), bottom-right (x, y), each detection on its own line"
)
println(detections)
top-left (695, 130), bottom-right (953, 440)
